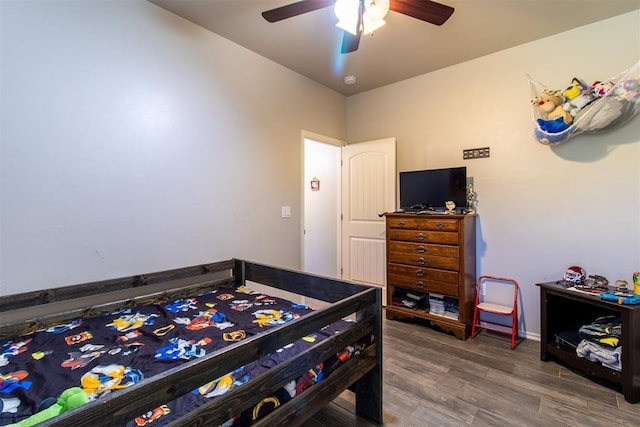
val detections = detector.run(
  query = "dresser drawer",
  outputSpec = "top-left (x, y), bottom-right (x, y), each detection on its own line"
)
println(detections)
top-left (387, 217), bottom-right (459, 232)
top-left (388, 229), bottom-right (459, 245)
top-left (388, 263), bottom-right (458, 284)
top-left (388, 241), bottom-right (459, 257)
top-left (389, 251), bottom-right (459, 271)
top-left (388, 274), bottom-right (458, 296)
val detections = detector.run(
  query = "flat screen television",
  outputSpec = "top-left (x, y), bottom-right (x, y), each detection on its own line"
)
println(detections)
top-left (399, 167), bottom-right (467, 211)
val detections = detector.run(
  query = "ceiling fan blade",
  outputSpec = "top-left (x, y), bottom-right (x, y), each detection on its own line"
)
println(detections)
top-left (390, 0), bottom-right (454, 26)
top-left (341, 30), bottom-right (361, 53)
top-left (262, 0), bottom-right (334, 23)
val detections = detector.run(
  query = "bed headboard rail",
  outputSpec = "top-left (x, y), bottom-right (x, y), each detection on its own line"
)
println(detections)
top-left (0, 273), bottom-right (236, 339)
top-left (0, 259), bottom-right (235, 312)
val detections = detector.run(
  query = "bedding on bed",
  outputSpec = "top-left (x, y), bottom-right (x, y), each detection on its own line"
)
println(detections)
top-left (0, 285), bottom-right (369, 426)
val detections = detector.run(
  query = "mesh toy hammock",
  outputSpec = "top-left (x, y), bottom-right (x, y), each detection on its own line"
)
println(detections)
top-left (529, 60), bottom-right (640, 145)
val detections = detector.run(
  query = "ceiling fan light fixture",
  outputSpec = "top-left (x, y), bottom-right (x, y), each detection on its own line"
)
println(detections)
top-left (335, 0), bottom-right (360, 35)
top-left (335, 0), bottom-right (389, 36)
top-left (364, 0), bottom-right (390, 22)
top-left (364, 0), bottom-right (388, 33)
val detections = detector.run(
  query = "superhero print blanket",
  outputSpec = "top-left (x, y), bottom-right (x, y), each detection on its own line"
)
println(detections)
top-left (0, 286), bottom-right (368, 426)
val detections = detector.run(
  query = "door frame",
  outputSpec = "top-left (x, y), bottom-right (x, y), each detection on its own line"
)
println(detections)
top-left (301, 130), bottom-right (345, 277)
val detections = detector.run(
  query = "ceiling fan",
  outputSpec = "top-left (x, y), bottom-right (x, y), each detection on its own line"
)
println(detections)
top-left (261, 0), bottom-right (454, 54)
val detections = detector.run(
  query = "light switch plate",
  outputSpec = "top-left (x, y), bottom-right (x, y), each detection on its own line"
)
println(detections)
top-left (281, 206), bottom-right (291, 218)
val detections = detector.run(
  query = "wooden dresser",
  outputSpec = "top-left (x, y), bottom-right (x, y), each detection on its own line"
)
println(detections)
top-left (385, 213), bottom-right (477, 339)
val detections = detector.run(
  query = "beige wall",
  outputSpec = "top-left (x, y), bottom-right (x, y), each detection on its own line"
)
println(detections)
top-left (346, 11), bottom-right (640, 337)
top-left (0, 0), bottom-right (346, 294)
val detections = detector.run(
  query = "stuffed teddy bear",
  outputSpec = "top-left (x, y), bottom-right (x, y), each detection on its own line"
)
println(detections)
top-left (532, 90), bottom-right (573, 133)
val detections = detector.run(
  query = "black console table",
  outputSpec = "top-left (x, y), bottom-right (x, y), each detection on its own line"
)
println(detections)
top-left (538, 281), bottom-right (639, 403)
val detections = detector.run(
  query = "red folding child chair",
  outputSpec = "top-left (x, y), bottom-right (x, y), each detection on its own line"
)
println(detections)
top-left (471, 275), bottom-right (519, 349)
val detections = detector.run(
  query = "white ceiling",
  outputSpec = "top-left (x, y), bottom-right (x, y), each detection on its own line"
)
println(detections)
top-left (149, 0), bottom-right (640, 96)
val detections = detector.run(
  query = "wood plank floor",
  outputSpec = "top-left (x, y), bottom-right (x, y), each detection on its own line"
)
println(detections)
top-left (306, 312), bottom-right (640, 426)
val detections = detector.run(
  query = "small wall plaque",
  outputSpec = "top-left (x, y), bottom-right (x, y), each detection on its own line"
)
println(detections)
top-left (310, 177), bottom-right (320, 191)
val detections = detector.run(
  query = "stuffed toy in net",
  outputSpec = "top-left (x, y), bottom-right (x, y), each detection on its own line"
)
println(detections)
top-left (529, 60), bottom-right (640, 145)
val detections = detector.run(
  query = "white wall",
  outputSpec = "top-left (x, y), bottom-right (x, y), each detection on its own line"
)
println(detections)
top-left (0, 0), bottom-right (347, 294)
top-left (346, 11), bottom-right (640, 337)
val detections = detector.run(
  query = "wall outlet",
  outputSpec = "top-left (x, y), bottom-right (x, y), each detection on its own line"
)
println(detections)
top-left (463, 147), bottom-right (490, 159)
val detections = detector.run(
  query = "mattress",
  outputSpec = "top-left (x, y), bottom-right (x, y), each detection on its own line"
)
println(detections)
top-left (0, 285), bottom-right (368, 426)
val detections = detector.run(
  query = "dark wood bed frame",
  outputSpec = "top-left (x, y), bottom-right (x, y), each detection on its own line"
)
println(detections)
top-left (0, 259), bottom-right (383, 426)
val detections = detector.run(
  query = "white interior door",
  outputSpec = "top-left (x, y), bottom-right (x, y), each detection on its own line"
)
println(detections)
top-left (341, 138), bottom-right (396, 304)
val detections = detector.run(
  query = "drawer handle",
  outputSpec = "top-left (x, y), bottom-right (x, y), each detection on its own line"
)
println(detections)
top-left (416, 245), bottom-right (426, 253)
top-left (416, 281), bottom-right (425, 288)
top-left (436, 222), bottom-right (445, 229)
top-left (416, 233), bottom-right (425, 240)
top-left (416, 269), bottom-right (425, 277)
top-left (398, 221), bottom-right (405, 226)
top-left (417, 257), bottom-right (425, 265)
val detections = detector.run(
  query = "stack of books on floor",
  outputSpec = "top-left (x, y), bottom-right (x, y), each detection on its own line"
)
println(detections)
top-left (391, 288), bottom-right (427, 310)
top-left (429, 293), bottom-right (459, 319)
